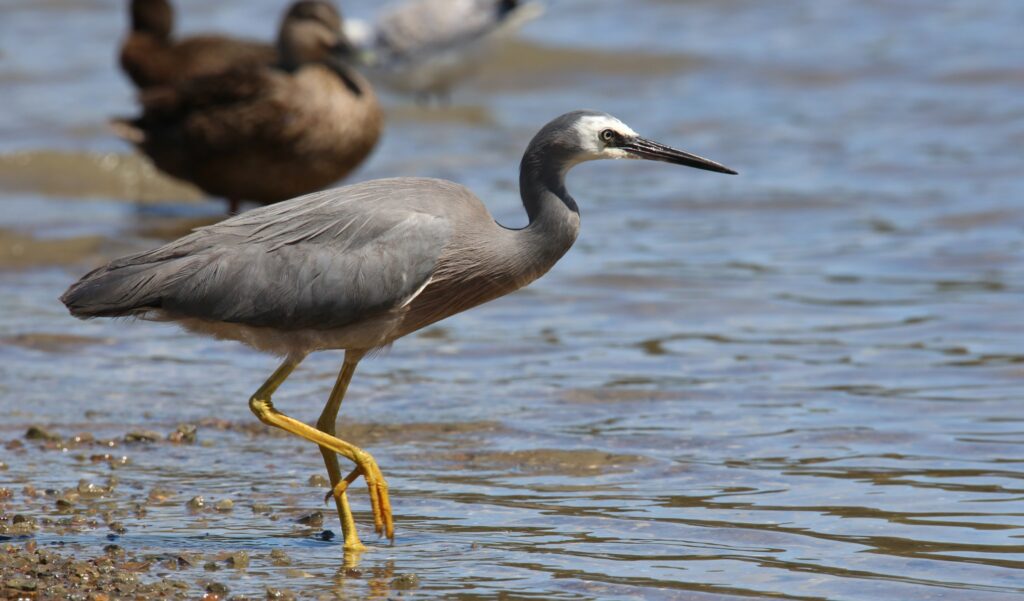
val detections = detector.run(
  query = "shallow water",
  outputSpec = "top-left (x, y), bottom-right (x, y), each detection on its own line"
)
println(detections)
top-left (1, 0), bottom-right (1023, 598)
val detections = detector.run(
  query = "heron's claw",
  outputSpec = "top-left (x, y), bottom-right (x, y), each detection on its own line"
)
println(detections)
top-left (357, 456), bottom-right (394, 540)
top-left (324, 456), bottom-right (394, 541)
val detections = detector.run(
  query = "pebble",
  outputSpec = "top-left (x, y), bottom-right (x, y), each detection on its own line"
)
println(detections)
top-left (265, 588), bottom-right (297, 600)
top-left (295, 511), bottom-right (323, 527)
top-left (167, 424), bottom-right (198, 444)
top-left (214, 499), bottom-right (234, 512)
top-left (316, 530), bottom-right (335, 541)
top-left (225, 551), bottom-right (249, 569)
top-left (206, 581), bottom-right (230, 595)
top-left (77, 480), bottom-right (110, 499)
top-left (123, 430), bottom-right (162, 443)
top-left (391, 573), bottom-right (421, 590)
top-left (147, 487), bottom-right (174, 504)
top-left (24, 426), bottom-right (61, 441)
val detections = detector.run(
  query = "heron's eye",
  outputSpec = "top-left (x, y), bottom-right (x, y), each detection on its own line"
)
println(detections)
top-left (600, 129), bottom-right (615, 143)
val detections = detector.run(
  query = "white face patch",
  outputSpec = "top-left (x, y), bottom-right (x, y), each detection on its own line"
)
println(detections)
top-left (571, 115), bottom-right (639, 160)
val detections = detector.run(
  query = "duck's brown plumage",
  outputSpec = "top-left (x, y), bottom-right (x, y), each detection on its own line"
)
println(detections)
top-left (120, 0), bottom-right (276, 90)
top-left (115, 1), bottom-right (383, 208)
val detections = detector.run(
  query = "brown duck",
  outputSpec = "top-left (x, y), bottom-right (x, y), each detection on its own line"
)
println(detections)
top-left (120, 0), bottom-right (277, 89)
top-left (115, 1), bottom-right (382, 213)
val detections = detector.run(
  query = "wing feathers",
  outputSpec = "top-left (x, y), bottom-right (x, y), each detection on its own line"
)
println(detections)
top-left (62, 180), bottom-right (463, 331)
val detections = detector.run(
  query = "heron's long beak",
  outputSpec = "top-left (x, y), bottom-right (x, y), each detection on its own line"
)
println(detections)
top-left (623, 137), bottom-right (737, 175)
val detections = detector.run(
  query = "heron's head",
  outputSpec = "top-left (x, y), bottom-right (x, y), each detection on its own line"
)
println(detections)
top-left (130, 0), bottom-right (173, 39)
top-left (533, 110), bottom-right (737, 175)
top-left (278, 0), bottom-right (353, 69)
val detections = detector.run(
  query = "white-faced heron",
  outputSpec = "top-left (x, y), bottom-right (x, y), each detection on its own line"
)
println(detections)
top-left (61, 110), bottom-right (736, 551)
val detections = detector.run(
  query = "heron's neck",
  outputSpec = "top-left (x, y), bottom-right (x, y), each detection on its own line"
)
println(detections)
top-left (511, 150), bottom-right (581, 279)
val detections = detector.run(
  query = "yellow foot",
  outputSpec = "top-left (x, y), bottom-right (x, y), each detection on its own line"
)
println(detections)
top-left (343, 536), bottom-right (367, 553)
top-left (324, 458), bottom-right (393, 541)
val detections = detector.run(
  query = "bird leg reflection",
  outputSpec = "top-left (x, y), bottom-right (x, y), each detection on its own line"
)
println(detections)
top-left (247, 356), bottom-right (394, 544)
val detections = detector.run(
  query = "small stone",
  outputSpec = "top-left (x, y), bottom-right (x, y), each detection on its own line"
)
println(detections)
top-left (186, 496), bottom-right (206, 511)
top-left (12, 514), bottom-right (36, 526)
top-left (124, 430), bottom-right (161, 443)
top-left (307, 474), bottom-right (329, 487)
top-left (251, 503), bottom-right (272, 514)
top-left (265, 588), bottom-right (296, 600)
top-left (316, 530), bottom-right (335, 541)
top-left (148, 487), bottom-right (174, 504)
top-left (167, 424), bottom-right (197, 444)
top-left (72, 432), bottom-right (95, 444)
top-left (103, 544), bottom-right (125, 559)
top-left (268, 549), bottom-right (291, 566)
top-left (55, 496), bottom-right (78, 510)
top-left (4, 577), bottom-right (37, 591)
top-left (204, 561), bottom-right (221, 571)
top-left (391, 573), bottom-right (420, 590)
top-left (108, 521), bottom-right (127, 534)
top-left (25, 425), bottom-right (61, 441)
top-left (77, 480), bottom-right (109, 498)
top-left (0, 487), bottom-right (12, 500)
top-left (121, 561), bottom-right (150, 574)
top-left (295, 511), bottom-right (323, 527)
top-left (214, 498), bottom-right (234, 512)
top-left (225, 551), bottom-right (249, 569)
top-left (206, 581), bottom-right (230, 595)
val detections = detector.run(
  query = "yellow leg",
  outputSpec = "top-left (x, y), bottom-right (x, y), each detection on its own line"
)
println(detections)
top-left (317, 352), bottom-right (365, 551)
top-left (248, 357), bottom-right (394, 541)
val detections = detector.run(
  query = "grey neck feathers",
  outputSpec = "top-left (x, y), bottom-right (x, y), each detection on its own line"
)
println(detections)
top-left (510, 143), bottom-right (581, 278)
top-left (519, 144), bottom-right (579, 222)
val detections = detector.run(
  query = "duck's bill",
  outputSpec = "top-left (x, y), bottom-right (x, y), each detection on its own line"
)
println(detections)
top-left (624, 137), bottom-right (737, 175)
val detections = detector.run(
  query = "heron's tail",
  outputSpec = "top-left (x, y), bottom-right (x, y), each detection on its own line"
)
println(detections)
top-left (61, 263), bottom-right (160, 318)
top-left (60, 254), bottom-right (201, 319)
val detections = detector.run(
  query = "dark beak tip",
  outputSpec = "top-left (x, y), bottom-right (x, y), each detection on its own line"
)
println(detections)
top-left (628, 137), bottom-right (736, 176)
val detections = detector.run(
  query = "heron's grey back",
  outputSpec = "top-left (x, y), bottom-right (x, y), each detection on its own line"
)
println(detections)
top-left (61, 178), bottom-right (474, 330)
